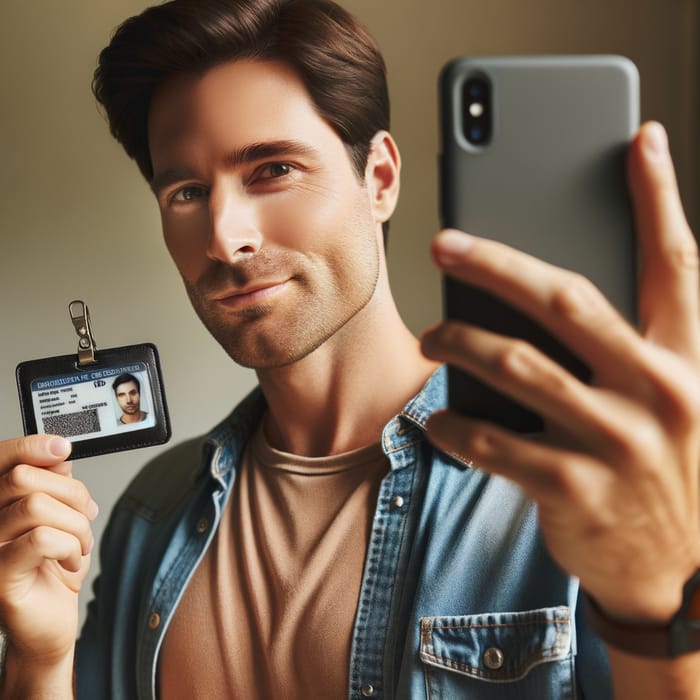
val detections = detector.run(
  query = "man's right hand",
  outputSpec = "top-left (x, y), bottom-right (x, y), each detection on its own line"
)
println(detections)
top-left (0, 434), bottom-right (97, 697)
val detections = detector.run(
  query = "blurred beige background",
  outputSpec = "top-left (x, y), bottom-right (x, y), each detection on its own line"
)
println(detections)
top-left (1, 1), bottom-right (697, 625)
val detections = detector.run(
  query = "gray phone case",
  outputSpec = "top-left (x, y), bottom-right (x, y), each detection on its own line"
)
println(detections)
top-left (439, 55), bottom-right (640, 432)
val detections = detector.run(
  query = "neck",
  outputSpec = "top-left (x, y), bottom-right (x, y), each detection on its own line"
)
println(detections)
top-left (257, 275), bottom-right (438, 457)
top-left (120, 411), bottom-right (143, 424)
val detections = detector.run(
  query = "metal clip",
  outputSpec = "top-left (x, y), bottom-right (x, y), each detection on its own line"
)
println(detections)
top-left (69, 300), bottom-right (98, 366)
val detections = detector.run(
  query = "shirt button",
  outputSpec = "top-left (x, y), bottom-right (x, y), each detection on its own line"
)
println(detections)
top-left (148, 612), bottom-right (161, 630)
top-left (483, 646), bottom-right (505, 670)
top-left (196, 517), bottom-right (209, 534)
top-left (360, 684), bottom-right (375, 697)
top-left (389, 495), bottom-right (404, 510)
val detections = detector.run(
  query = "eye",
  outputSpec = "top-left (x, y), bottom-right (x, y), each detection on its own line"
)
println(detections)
top-left (171, 185), bottom-right (209, 203)
top-left (258, 162), bottom-right (293, 180)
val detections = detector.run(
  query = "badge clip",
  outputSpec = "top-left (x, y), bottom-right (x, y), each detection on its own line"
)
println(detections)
top-left (69, 300), bottom-right (98, 366)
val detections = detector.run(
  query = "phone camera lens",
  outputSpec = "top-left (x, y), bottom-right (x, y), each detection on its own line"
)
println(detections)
top-left (462, 76), bottom-right (491, 146)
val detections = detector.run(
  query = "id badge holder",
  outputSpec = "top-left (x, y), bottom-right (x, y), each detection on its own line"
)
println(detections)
top-left (16, 301), bottom-right (171, 460)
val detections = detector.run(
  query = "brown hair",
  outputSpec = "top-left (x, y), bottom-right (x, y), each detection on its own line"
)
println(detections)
top-left (93, 0), bottom-right (389, 186)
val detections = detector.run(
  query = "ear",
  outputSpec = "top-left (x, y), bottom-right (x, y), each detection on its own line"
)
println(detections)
top-left (364, 130), bottom-right (401, 223)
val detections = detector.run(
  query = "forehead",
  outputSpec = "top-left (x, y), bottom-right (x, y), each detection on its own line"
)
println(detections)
top-left (116, 381), bottom-right (139, 393)
top-left (147, 59), bottom-right (343, 172)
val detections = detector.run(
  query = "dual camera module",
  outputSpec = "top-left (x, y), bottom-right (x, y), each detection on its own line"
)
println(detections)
top-left (462, 76), bottom-right (491, 146)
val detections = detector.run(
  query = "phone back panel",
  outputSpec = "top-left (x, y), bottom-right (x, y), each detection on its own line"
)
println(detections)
top-left (439, 56), bottom-right (639, 431)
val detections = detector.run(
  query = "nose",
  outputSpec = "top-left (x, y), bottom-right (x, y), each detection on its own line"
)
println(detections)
top-left (207, 184), bottom-right (263, 263)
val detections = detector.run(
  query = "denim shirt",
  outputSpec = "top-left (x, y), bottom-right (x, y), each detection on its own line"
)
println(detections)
top-left (76, 367), bottom-right (611, 699)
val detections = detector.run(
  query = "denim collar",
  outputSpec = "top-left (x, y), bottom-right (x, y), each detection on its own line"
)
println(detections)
top-left (203, 365), bottom-right (459, 479)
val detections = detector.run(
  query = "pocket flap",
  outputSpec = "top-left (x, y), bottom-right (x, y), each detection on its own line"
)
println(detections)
top-left (420, 606), bottom-right (572, 682)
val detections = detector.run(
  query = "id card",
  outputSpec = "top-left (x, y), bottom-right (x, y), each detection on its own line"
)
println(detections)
top-left (16, 302), bottom-right (171, 460)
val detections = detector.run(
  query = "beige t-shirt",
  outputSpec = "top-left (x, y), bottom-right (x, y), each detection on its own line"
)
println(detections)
top-left (158, 422), bottom-right (389, 699)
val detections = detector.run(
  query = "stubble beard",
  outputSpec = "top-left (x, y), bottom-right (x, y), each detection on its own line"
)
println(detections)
top-left (184, 242), bottom-right (381, 371)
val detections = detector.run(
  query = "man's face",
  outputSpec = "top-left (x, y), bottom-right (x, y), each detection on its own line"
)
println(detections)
top-left (115, 381), bottom-right (141, 414)
top-left (148, 60), bottom-right (383, 369)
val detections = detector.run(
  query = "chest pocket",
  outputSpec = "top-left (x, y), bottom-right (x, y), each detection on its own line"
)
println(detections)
top-left (419, 606), bottom-right (576, 699)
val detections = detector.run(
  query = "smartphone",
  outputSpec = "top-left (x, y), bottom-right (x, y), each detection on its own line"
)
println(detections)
top-left (439, 55), bottom-right (639, 432)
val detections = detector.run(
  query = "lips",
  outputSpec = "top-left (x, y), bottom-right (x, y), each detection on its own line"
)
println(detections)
top-left (212, 279), bottom-right (291, 309)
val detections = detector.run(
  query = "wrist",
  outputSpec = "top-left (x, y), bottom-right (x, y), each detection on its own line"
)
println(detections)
top-left (584, 569), bottom-right (700, 658)
top-left (587, 551), bottom-right (700, 623)
top-left (1, 644), bottom-right (74, 699)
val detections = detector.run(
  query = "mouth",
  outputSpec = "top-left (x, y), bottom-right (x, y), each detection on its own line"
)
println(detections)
top-left (212, 280), bottom-right (291, 310)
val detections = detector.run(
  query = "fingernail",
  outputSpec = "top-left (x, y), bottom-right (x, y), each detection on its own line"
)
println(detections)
top-left (49, 436), bottom-right (71, 458)
top-left (435, 230), bottom-right (474, 266)
top-left (88, 499), bottom-right (100, 520)
top-left (644, 122), bottom-right (668, 159)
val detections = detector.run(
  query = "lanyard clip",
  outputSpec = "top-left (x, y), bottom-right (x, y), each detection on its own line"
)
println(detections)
top-left (69, 300), bottom-right (98, 366)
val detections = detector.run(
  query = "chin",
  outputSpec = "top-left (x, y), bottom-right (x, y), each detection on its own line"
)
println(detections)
top-left (218, 328), bottom-right (334, 370)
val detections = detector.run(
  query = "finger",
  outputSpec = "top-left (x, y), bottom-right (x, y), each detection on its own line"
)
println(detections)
top-left (422, 320), bottom-right (639, 449)
top-left (45, 460), bottom-right (74, 478)
top-left (0, 492), bottom-right (94, 557)
top-left (0, 464), bottom-right (98, 521)
top-left (0, 526), bottom-right (86, 577)
top-left (432, 230), bottom-right (644, 388)
top-left (627, 121), bottom-right (700, 355)
top-left (0, 435), bottom-right (72, 475)
top-left (425, 409), bottom-right (601, 502)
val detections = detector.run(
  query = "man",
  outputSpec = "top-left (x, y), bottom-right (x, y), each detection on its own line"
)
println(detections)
top-left (0, 1), bottom-right (698, 698)
top-left (112, 374), bottom-right (148, 425)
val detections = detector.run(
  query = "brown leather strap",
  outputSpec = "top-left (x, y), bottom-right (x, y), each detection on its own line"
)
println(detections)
top-left (583, 573), bottom-right (700, 658)
top-left (584, 594), bottom-right (674, 657)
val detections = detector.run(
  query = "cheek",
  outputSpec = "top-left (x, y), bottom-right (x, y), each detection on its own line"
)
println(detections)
top-left (161, 211), bottom-right (211, 281)
top-left (267, 182), bottom-right (371, 251)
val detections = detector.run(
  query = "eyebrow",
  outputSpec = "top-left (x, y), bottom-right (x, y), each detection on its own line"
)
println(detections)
top-left (150, 139), bottom-right (319, 196)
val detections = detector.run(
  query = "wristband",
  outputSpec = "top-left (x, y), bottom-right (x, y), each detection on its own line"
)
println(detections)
top-left (584, 569), bottom-right (700, 658)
